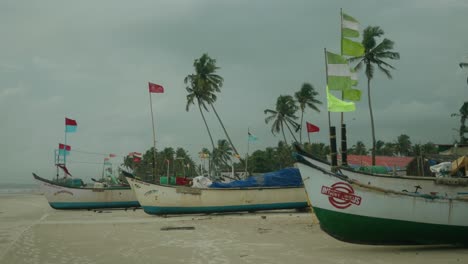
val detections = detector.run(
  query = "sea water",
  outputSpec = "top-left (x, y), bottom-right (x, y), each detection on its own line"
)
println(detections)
top-left (0, 183), bottom-right (41, 195)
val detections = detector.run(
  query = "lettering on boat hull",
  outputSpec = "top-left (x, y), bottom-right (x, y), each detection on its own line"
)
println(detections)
top-left (54, 190), bottom-right (74, 196)
top-left (321, 182), bottom-right (361, 209)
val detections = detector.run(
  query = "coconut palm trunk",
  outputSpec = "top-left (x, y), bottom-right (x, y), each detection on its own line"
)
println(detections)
top-left (284, 121), bottom-right (299, 143)
top-left (281, 123), bottom-right (288, 145)
top-left (210, 104), bottom-right (240, 157)
top-left (198, 100), bottom-right (215, 151)
top-left (299, 110), bottom-right (304, 143)
top-left (367, 78), bottom-right (376, 165)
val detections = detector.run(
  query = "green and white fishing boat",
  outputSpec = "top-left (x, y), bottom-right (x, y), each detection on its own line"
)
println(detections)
top-left (33, 173), bottom-right (139, 209)
top-left (294, 153), bottom-right (468, 245)
top-left (294, 145), bottom-right (468, 197)
top-left (126, 175), bottom-right (308, 215)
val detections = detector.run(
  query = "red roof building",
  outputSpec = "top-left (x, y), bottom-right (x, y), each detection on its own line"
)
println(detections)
top-left (339, 155), bottom-right (413, 170)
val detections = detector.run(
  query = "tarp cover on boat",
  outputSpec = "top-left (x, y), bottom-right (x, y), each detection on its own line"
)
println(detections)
top-left (209, 168), bottom-right (302, 188)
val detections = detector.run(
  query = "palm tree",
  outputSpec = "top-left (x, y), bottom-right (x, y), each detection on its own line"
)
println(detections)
top-left (349, 26), bottom-right (400, 165)
top-left (185, 76), bottom-right (216, 150)
top-left (375, 140), bottom-right (385, 155)
top-left (264, 95), bottom-right (300, 145)
top-left (353, 141), bottom-right (367, 155)
top-left (396, 134), bottom-right (412, 156)
top-left (294, 83), bottom-right (322, 143)
top-left (212, 139), bottom-right (233, 173)
top-left (184, 54), bottom-right (240, 158)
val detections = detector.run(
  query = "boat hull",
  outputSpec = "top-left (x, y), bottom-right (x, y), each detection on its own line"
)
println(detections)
top-left (126, 177), bottom-right (308, 215)
top-left (34, 174), bottom-right (140, 209)
top-left (296, 149), bottom-right (468, 197)
top-left (295, 160), bottom-right (468, 245)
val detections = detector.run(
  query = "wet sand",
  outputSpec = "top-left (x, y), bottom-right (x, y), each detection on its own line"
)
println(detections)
top-left (1, 194), bottom-right (468, 264)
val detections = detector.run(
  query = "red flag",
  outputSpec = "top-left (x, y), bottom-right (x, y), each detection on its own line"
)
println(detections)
top-left (306, 122), bottom-right (320, 133)
top-left (133, 157), bottom-right (141, 163)
top-left (109, 154), bottom-right (116, 158)
top-left (148, 82), bottom-right (164, 93)
top-left (65, 118), bottom-right (77, 126)
top-left (59, 143), bottom-right (71, 151)
top-left (56, 164), bottom-right (72, 176)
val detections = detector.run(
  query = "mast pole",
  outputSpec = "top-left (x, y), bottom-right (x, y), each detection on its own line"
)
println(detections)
top-left (340, 8), bottom-right (344, 126)
top-left (149, 90), bottom-right (157, 181)
top-left (245, 127), bottom-right (250, 176)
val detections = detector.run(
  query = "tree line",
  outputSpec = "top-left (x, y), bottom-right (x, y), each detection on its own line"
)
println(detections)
top-left (126, 22), bottom-right (467, 180)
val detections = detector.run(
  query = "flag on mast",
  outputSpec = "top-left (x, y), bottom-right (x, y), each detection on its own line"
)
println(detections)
top-left (326, 86), bottom-right (356, 112)
top-left (342, 12), bottom-right (360, 38)
top-left (341, 12), bottom-right (364, 56)
top-left (148, 82), bottom-right (164, 93)
top-left (65, 118), bottom-right (77, 133)
top-left (248, 131), bottom-right (258, 142)
top-left (343, 88), bottom-right (362, 101)
top-left (58, 143), bottom-right (71, 156)
top-left (306, 122), bottom-right (320, 133)
top-left (56, 164), bottom-right (72, 176)
top-left (327, 51), bottom-right (351, 91)
top-left (342, 38), bottom-right (365, 56)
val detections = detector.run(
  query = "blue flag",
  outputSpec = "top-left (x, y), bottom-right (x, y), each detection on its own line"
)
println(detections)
top-left (248, 132), bottom-right (258, 142)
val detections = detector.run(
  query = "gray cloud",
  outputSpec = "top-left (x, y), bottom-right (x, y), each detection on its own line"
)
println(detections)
top-left (1, 0), bottom-right (467, 183)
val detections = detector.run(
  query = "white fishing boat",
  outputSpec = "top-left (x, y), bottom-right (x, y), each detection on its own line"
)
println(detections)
top-left (295, 146), bottom-right (468, 197)
top-left (33, 173), bottom-right (139, 209)
top-left (295, 154), bottom-right (468, 245)
top-left (126, 176), bottom-right (308, 215)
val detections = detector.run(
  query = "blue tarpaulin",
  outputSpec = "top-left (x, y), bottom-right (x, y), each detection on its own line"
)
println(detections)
top-left (209, 167), bottom-right (303, 188)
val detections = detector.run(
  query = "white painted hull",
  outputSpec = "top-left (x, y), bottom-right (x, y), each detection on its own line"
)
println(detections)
top-left (126, 177), bottom-right (308, 215)
top-left (295, 159), bottom-right (468, 245)
top-left (297, 151), bottom-right (468, 197)
top-left (34, 174), bottom-right (139, 209)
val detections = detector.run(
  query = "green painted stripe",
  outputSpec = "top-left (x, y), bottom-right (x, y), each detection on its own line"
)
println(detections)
top-left (49, 201), bottom-right (140, 209)
top-left (143, 202), bottom-right (308, 215)
top-left (314, 207), bottom-right (468, 245)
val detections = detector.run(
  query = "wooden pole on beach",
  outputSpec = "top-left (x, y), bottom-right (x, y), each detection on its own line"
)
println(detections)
top-left (148, 87), bottom-right (157, 181)
top-left (324, 48), bottom-right (337, 167)
top-left (245, 128), bottom-right (250, 176)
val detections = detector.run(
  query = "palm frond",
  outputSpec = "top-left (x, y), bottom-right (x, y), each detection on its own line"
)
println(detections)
top-left (377, 64), bottom-right (393, 79)
top-left (372, 38), bottom-right (395, 53)
top-left (376, 58), bottom-right (396, 70)
top-left (353, 60), bottom-right (364, 71)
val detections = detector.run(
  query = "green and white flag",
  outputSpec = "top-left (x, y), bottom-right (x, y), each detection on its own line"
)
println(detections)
top-left (342, 38), bottom-right (364, 56)
top-left (350, 67), bottom-right (358, 86)
top-left (327, 51), bottom-right (351, 91)
top-left (327, 86), bottom-right (356, 112)
top-left (343, 88), bottom-right (361, 101)
top-left (342, 12), bottom-right (360, 38)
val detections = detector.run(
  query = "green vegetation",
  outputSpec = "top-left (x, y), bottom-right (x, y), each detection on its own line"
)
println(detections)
top-left (264, 95), bottom-right (301, 145)
top-left (124, 134), bottom-right (439, 181)
top-left (294, 83), bottom-right (322, 144)
top-left (349, 26), bottom-right (400, 165)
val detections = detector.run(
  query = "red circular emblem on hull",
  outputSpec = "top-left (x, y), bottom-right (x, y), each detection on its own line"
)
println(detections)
top-left (321, 182), bottom-right (362, 209)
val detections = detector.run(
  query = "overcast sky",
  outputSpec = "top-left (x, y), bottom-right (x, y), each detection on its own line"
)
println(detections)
top-left (2, 0), bottom-right (467, 184)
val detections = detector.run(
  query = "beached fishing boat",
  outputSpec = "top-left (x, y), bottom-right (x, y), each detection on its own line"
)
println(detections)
top-left (33, 173), bottom-right (139, 209)
top-left (295, 146), bottom-right (468, 197)
top-left (126, 170), bottom-right (308, 215)
top-left (295, 153), bottom-right (468, 245)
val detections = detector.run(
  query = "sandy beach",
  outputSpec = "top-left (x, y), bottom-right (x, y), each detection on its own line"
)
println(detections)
top-left (1, 194), bottom-right (468, 264)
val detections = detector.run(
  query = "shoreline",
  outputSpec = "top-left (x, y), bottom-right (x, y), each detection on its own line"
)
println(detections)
top-left (1, 194), bottom-right (468, 263)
